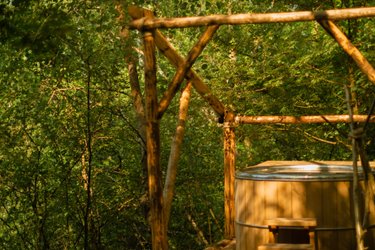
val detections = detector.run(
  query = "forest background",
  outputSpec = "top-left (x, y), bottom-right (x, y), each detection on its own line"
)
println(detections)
top-left (1, 0), bottom-right (375, 249)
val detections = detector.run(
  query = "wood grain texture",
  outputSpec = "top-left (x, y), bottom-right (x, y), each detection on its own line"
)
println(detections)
top-left (224, 122), bottom-right (236, 239)
top-left (235, 161), bottom-right (375, 249)
top-left (236, 115), bottom-right (375, 124)
top-left (129, 7), bottom-right (375, 29)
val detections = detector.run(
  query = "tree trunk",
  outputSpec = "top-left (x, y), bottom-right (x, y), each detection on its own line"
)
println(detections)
top-left (345, 85), bottom-right (366, 250)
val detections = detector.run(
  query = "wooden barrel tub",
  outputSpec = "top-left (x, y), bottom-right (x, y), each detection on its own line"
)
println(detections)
top-left (235, 161), bottom-right (375, 250)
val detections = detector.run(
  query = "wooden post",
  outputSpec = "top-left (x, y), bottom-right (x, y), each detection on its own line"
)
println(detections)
top-left (129, 7), bottom-right (375, 29)
top-left (158, 25), bottom-right (219, 118)
top-left (319, 20), bottom-right (375, 84)
top-left (224, 112), bottom-right (236, 239)
top-left (143, 21), bottom-right (167, 250)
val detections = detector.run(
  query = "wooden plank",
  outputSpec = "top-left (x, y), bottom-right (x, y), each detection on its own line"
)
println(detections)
top-left (236, 115), bottom-right (375, 124)
top-left (265, 181), bottom-right (278, 243)
top-left (129, 7), bottom-right (375, 29)
top-left (319, 20), bottom-right (375, 84)
top-left (265, 181), bottom-right (279, 221)
top-left (265, 218), bottom-right (317, 227)
top-left (320, 182), bottom-right (337, 249)
top-left (305, 182), bottom-right (322, 247)
top-left (236, 178), bottom-right (256, 250)
top-left (291, 182), bottom-right (307, 219)
top-left (337, 181), bottom-right (355, 249)
top-left (253, 181), bottom-right (266, 248)
top-left (224, 118), bottom-right (236, 239)
top-left (277, 182), bottom-right (292, 218)
top-left (246, 179), bottom-right (255, 249)
top-left (258, 243), bottom-right (313, 250)
top-left (158, 25), bottom-right (219, 118)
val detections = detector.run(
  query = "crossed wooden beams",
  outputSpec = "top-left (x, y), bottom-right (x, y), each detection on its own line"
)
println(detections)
top-left (128, 6), bottom-right (375, 249)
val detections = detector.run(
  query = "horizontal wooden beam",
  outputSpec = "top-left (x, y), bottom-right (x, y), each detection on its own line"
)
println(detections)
top-left (129, 7), bottom-right (375, 30)
top-left (235, 115), bottom-right (375, 124)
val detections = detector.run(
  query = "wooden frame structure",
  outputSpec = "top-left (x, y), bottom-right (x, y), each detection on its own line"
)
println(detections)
top-left (127, 6), bottom-right (375, 249)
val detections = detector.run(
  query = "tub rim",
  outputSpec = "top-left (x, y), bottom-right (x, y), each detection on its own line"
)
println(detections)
top-left (236, 161), bottom-right (375, 181)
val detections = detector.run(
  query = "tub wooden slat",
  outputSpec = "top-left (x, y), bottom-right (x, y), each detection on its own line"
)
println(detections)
top-left (278, 182), bottom-right (292, 218)
top-left (320, 182), bottom-right (337, 249)
top-left (253, 181), bottom-right (266, 247)
top-left (336, 181), bottom-right (354, 249)
top-left (292, 182), bottom-right (306, 218)
top-left (265, 182), bottom-right (278, 224)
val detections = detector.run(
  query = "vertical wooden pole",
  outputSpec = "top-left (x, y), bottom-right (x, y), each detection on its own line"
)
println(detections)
top-left (143, 28), bottom-right (167, 249)
top-left (224, 112), bottom-right (236, 239)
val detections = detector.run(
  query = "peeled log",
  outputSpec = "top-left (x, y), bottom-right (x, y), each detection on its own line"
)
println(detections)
top-left (224, 113), bottom-right (236, 239)
top-left (158, 25), bottom-right (219, 118)
top-left (129, 7), bottom-right (375, 29)
top-left (236, 115), bottom-right (375, 124)
top-left (153, 29), bottom-right (227, 118)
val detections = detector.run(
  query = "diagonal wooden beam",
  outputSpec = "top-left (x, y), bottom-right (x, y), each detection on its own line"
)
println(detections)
top-left (319, 20), bottom-right (375, 84)
top-left (154, 29), bottom-right (227, 118)
top-left (163, 82), bottom-right (192, 228)
top-left (129, 7), bottom-right (375, 30)
top-left (157, 25), bottom-right (219, 119)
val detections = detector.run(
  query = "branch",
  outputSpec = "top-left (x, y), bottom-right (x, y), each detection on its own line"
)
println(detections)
top-left (163, 82), bottom-right (192, 227)
top-left (345, 84), bottom-right (366, 250)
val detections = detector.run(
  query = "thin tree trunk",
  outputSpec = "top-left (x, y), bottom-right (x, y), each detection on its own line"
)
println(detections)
top-left (345, 85), bottom-right (366, 250)
top-left (84, 60), bottom-right (93, 250)
top-left (116, 1), bottom-right (149, 222)
top-left (187, 213), bottom-right (209, 246)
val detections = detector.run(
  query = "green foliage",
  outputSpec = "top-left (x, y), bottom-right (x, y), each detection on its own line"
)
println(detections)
top-left (1, 0), bottom-right (375, 249)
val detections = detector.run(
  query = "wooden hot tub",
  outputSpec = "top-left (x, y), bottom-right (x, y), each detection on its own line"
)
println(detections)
top-left (235, 161), bottom-right (375, 250)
